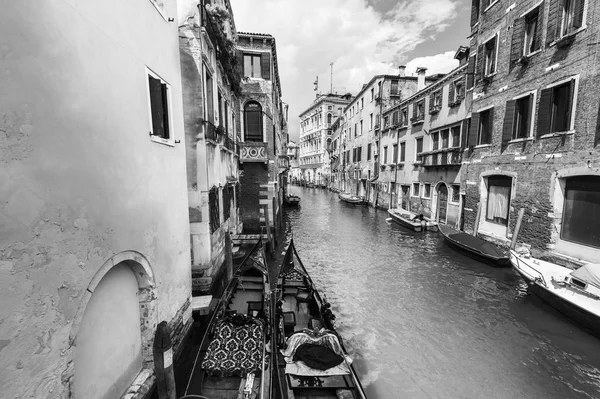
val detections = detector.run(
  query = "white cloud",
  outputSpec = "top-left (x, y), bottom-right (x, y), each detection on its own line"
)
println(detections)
top-left (230, 0), bottom-right (460, 141)
top-left (404, 51), bottom-right (459, 76)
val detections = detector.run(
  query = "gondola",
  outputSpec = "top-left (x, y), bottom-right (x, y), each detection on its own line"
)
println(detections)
top-left (182, 240), bottom-right (271, 399)
top-left (387, 208), bottom-right (438, 232)
top-left (338, 192), bottom-right (365, 205)
top-left (510, 248), bottom-right (600, 337)
top-left (272, 240), bottom-right (367, 399)
top-left (284, 194), bottom-right (301, 206)
top-left (438, 224), bottom-right (510, 267)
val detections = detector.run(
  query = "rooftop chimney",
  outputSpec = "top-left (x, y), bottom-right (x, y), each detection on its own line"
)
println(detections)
top-left (416, 67), bottom-right (428, 91)
top-left (398, 65), bottom-right (406, 77)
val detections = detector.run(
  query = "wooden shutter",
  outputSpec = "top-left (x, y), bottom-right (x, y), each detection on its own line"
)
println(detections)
top-left (546, 0), bottom-right (562, 45)
top-left (476, 45), bottom-right (484, 82)
top-left (448, 82), bottom-right (455, 105)
top-left (537, 88), bottom-right (553, 137)
top-left (412, 104), bottom-right (417, 120)
top-left (510, 16), bottom-right (525, 67)
top-left (469, 112), bottom-right (480, 146)
top-left (573, 0), bottom-right (585, 30)
top-left (486, 108), bottom-right (494, 144)
top-left (502, 100), bottom-right (516, 149)
top-left (261, 52), bottom-right (271, 80)
top-left (149, 75), bottom-right (164, 138)
top-left (161, 83), bottom-right (170, 139)
top-left (237, 50), bottom-right (244, 77)
top-left (461, 118), bottom-right (470, 149)
top-left (566, 79), bottom-right (576, 131)
top-left (471, 0), bottom-right (480, 26)
top-left (467, 56), bottom-right (475, 89)
top-left (429, 92), bottom-right (435, 112)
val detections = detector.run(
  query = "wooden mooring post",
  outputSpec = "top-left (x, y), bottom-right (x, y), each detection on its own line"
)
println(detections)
top-left (510, 208), bottom-right (526, 250)
top-left (472, 203), bottom-right (482, 236)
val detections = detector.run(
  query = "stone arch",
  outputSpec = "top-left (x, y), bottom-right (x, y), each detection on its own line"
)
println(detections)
top-left (431, 182), bottom-right (449, 224)
top-left (62, 251), bottom-right (157, 398)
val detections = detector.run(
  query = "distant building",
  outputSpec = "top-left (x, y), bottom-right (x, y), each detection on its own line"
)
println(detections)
top-left (298, 93), bottom-right (352, 186)
top-left (1, 1), bottom-right (191, 398)
top-left (465, 0), bottom-right (600, 265)
top-left (236, 32), bottom-right (288, 238)
top-left (380, 48), bottom-right (469, 226)
top-left (287, 141), bottom-right (301, 183)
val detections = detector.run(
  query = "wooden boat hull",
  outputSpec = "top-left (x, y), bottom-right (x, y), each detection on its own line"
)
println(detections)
top-left (387, 209), bottom-right (437, 232)
top-left (338, 193), bottom-right (365, 205)
top-left (284, 196), bottom-right (301, 206)
top-left (438, 224), bottom-right (510, 267)
top-left (511, 251), bottom-right (600, 337)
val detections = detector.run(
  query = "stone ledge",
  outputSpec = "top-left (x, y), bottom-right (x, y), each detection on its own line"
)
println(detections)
top-left (122, 369), bottom-right (154, 399)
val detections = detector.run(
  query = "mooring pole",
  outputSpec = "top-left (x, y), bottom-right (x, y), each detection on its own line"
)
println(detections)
top-left (153, 321), bottom-right (176, 399)
top-left (510, 208), bottom-right (526, 250)
top-left (472, 202), bottom-right (482, 236)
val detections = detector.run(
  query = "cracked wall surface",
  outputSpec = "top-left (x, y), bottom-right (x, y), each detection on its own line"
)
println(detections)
top-left (0, 1), bottom-right (192, 398)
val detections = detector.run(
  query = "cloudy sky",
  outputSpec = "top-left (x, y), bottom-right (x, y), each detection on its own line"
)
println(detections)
top-left (230, 0), bottom-right (470, 142)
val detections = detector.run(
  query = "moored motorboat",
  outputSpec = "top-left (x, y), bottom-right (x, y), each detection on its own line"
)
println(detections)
top-left (183, 240), bottom-right (271, 399)
top-left (387, 208), bottom-right (437, 232)
top-left (510, 248), bottom-right (600, 336)
top-left (338, 192), bottom-right (365, 205)
top-left (284, 194), bottom-right (301, 206)
top-left (272, 240), bottom-right (367, 399)
top-left (438, 224), bottom-right (510, 267)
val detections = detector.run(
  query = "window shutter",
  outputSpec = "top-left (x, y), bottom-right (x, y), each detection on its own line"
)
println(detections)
top-left (546, 0), bottom-right (561, 45)
top-left (448, 82), bottom-right (455, 105)
top-left (461, 118), bottom-right (470, 149)
top-left (536, 88), bottom-right (553, 137)
top-left (161, 83), bottom-right (170, 139)
top-left (237, 50), bottom-right (244, 76)
top-left (261, 52), bottom-right (271, 80)
top-left (476, 45), bottom-right (484, 82)
top-left (502, 100), bottom-right (516, 149)
top-left (412, 104), bottom-right (417, 120)
top-left (566, 79), bottom-right (576, 130)
top-left (429, 92), bottom-right (435, 112)
top-left (466, 56), bottom-right (475, 89)
top-left (468, 112), bottom-right (480, 147)
top-left (471, 0), bottom-right (480, 26)
top-left (510, 17), bottom-right (525, 67)
top-left (573, 0), bottom-right (585, 30)
top-left (486, 108), bottom-right (495, 144)
top-left (149, 75), bottom-right (164, 138)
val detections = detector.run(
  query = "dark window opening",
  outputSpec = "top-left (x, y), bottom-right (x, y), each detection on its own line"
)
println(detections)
top-left (486, 175), bottom-right (512, 225)
top-left (478, 109), bottom-right (493, 145)
top-left (244, 101), bottom-right (263, 142)
top-left (513, 95), bottom-right (532, 139)
top-left (148, 74), bottom-right (170, 139)
top-left (561, 175), bottom-right (600, 248)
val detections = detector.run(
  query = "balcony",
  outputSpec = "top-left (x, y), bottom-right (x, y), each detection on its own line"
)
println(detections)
top-left (277, 155), bottom-right (289, 169)
top-left (420, 147), bottom-right (462, 167)
top-left (239, 141), bottom-right (268, 163)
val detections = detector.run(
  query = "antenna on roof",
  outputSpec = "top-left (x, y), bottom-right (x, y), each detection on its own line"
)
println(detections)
top-left (330, 62), bottom-right (334, 94)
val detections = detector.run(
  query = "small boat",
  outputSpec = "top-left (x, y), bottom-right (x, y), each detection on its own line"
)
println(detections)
top-left (338, 192), bottom-right (365, 205)
top-left (510, 247), bottom-right (600, 336)
top-left (387, 208), bottom-right (438, 232)
top-left (272, 240), bottom-right (367, 399)
top-left (183, 240), bottom-right (271, 399)
top-left (284, 194), bottom-right (301, 206)
top-left (438, 224), bottom-right (510, 267)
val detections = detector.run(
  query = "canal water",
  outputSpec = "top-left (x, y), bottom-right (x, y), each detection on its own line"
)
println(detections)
top-left (282, 186), bottom-right (600, 399)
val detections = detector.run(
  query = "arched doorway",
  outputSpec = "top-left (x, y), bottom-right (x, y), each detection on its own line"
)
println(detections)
top-left (71, 252), bottom-right (156, 399)
top-left (436, 183), bottom-right (448, 224)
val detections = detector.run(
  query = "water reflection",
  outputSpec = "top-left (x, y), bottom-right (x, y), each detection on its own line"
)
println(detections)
top-left (283, 186), bottom-right (600, 399)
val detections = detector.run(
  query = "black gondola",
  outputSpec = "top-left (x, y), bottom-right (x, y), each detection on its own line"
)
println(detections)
top-left (438, 224), bottom-right (510, 267)
top-left (272, 240), bottom-right (367, 399)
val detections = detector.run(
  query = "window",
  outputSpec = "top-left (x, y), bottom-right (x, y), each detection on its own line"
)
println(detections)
top-left (370, 113), bottom-right (373, 130)
top-left (412, 183), bottom-right (420, 197)
top-left (391, 80), bottom-right (399, 96)
top-left (537, 79), bottom-right (576, 136)
top-left (432, 132), bottom-right (439, 150)
top-left (423, 183), bottom-right (431, 198)
top-left (401, 108), bottom-right (408, 126)
top-left (451, 126), bottom-right (461, 147)
top-left (401, 185), bottom-right (410, 210)
top-left (477, 108), bottom-right (493, 145)
top-left (360, 120), bottom-right (363, 135)
top-left (415, 101), bottom-right (425, 121)
top-left (354, 123), bottom-right (358, 137)
top-left (367, 143), bottom-right (372, 161)
top-left (415, 137), bottom-right (423, 162)
top-left (483, 35), bottom-right (498, 76)
top-left (243, 54), bottom-right (262, 78)
top-left (244, 101), bottom-right (263, 141)
top-left (384, 116), bottom-right (389, 128)
top-left (393, 144), bottom-right (398, 163)
top-left (147, 70), bottom-right (171, 141)
top-left (449, 79), bottom-right (465, 105)
top-left (451, 184), bottom-right (460, 203)
top-left (328, 106), bottom-right (332, 110)
top-left (561, 176), bottom-right (600, 248)
top-left (486, 176), bottom-right (511, 225)
top-left (361, 98), bottom-right (364, 109)
top-left (441, 129), bottom-right (449, 149)
top-left (370, 88), bottom-right (374, 101)
top-left (430, 90), bottom-right (442, 112)
top-left (524, 8), bottom-right (541, 55)
top-left (400, 142), bottom-right (406, 162)
top-left (383, 146), bottom-right (388, 164)
top-left (560, 0), bottom-right (586, 37)
top-left (327, 113), bottom-right (332, 125)
top-left (512, 94), bottom-right (533, 139)
top-left (392, 111), bottom-right (399, 126)
top-left (357, 146), bottom-right (362, 162)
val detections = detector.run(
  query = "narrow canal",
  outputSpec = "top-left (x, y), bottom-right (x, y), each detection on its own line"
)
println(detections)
top-left (282, 186), bottom-right (600, 399)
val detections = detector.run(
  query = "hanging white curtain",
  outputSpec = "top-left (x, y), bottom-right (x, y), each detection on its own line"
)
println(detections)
top-left (487, 185), bottom-right (510, 219)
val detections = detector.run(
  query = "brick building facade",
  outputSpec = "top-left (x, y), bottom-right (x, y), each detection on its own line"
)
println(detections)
top-left (464, 0), bottom-right (600, 265)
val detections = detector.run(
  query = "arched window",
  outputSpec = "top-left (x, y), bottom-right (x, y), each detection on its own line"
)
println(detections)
top-left (327, 113), bottom-right (332, 125)
top-left (244, 101), bottom-right (263, 142)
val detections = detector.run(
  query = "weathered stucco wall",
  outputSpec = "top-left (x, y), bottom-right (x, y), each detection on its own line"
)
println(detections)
top-left (0, 1), bottom-right (192, 398)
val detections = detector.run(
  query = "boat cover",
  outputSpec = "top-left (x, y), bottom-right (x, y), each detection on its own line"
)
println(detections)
top-left (439, 225), bottom-right (506, 258)
top-left (202, 316), bottom-right (264, 377)
top-left (280, 330), bottom-right (351, 376)
top-left (571, 264), bottom-right (600, 289)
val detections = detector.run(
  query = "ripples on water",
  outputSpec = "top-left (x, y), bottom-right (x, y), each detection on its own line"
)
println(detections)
top-left (283, 187), bottom-right (600, 399)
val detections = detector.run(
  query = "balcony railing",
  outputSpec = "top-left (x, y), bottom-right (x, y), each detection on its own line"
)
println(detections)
top-left (239, 141), bottom-right (268, 163)
top-left (420, 147), bottom-right (462, 167)
top-left (222, 134), bottom-right (236, 153)
top-left (205, 121), bottom-right (218, 142)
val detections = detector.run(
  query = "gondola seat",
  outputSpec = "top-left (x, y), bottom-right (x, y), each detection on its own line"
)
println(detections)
top-left (295, 289), bottom-right (313, 311)
top-left (283, 311), bottom-right (296, 334)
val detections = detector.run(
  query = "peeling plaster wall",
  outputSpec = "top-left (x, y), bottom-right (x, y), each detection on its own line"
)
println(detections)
top-left (0, 1), bottom-right (191, 398)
